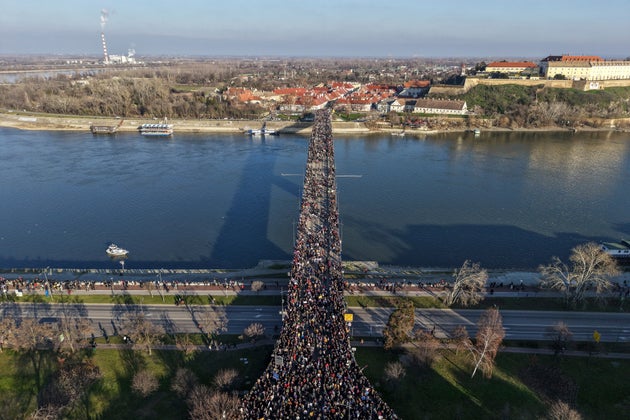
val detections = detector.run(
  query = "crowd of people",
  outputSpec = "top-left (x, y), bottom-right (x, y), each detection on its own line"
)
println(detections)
top-left (242, 110), bottom-right (397, 419)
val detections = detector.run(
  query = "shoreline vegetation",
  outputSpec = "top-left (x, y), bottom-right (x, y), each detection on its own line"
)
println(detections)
top-left (1, 110), bottom-right (628, 135)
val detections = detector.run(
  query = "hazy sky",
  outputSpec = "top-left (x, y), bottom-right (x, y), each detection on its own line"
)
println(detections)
top-left (1, 0), bottom-right (629, 58)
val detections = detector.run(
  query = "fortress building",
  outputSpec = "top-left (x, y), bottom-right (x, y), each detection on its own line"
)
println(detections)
top-left (540, 55), bottom-right (630, 80)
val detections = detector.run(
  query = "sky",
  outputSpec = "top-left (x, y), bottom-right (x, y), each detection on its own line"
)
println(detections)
top-left (1, 0), bottom-right (629, 59)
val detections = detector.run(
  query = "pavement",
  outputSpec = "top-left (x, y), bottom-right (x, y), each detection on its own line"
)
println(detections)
top-left (2, 262), bottom-right (629, 299)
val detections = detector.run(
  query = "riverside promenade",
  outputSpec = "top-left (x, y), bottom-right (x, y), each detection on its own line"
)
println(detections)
top-left (2, 263), bottom-right (629, 299)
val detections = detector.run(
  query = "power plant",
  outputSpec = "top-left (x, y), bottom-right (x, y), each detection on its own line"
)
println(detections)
top-left (99, 9), bottom-right (137, 65)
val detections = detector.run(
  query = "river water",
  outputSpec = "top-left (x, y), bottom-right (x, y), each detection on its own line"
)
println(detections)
top-left (1, 128), bottom-right (629, 270)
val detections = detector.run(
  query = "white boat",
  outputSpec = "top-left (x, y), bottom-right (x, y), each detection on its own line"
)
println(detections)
top-left (106, 244), bottom-right (129, 257)
top-left (139, 119), bottom-right (173, 136)
top-left (473, 129), bottom-right (481, 136)
top-left (391, 131), bottom-right (405, 137)
top-left (247, 128), bottom-right (278, 136)
top-left (600, 240), bottom-right (630, 258)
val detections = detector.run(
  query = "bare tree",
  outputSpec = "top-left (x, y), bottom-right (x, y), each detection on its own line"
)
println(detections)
top-left (546, 321), bottom-right (573, 356)
top-left (384, 361), bottom-right (406, 381)
top-left (212, 368), bottom-right (239, 391)
top-left (38, 360), bottom-right (101, 416)
top-left (464, 307), bottom-right (505, 378)
top-left (450, 325), bottom-right (470, 356)
top-left (444, 260), bottom-right (488, 307)
top-left (547, 400), bottom-right (583, 420)
top-left (187, 385), bottom-right (240, 420)
top-left (0, 315), bottom-right (16, 352)
top-left (383, 361), bottom-right (406, 389)
top-left (250, 280), bottom-right (265, 294)
top-left (56, 302), bottom-right (92, 354)
top-left (193, 305), bottom-right (227, 344)
top-left (382, 300), bottom-right (415, 350)
top-left (120, 309), bottom-right (164, 355)
top-left (409, 330), bottom-right (441, 367)
top-left (171, 367), bottom-right (199, 399)
top-left (243, 322), bottom-right (265, 341)
top-left (206, 391), bottom-right (241, 420)
top-left (539, 242), bottom-right (619, 308)
top-left (131, 369), bottom-right (159, 397)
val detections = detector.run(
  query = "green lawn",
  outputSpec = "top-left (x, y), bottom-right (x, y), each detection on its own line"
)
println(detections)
top-left (1, 345), bottom-right (628, 419)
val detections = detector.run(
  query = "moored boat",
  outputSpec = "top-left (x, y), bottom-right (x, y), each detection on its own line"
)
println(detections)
top-left (106, 244), bottom-right (129, 257)
top-left (139, 123), bottom-right (173, 136)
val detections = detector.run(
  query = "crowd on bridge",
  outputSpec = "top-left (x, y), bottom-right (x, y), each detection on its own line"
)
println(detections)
top-left (242, 110), bottom-right (397, 419)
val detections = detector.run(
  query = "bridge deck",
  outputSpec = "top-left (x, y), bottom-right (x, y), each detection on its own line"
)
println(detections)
top-left (242, 110), bottom-right (397, 419)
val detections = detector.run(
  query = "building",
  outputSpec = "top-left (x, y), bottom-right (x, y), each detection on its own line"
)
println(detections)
top-left (540, 55), bottom-right (630, 81)
top-left (412, 99), bottom-right (467, 115)
top-left (485, 61), bottom-right (538, 74)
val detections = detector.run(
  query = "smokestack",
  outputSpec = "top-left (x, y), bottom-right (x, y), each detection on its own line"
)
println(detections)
top-left (101, 32), bottom-right (109, 64)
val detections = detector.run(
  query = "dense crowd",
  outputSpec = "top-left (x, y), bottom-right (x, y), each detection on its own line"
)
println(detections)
top-left (242, 110), bottom-right (397, 419)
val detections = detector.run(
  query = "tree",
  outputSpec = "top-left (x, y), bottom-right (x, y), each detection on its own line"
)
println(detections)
top-left (186, 385), bottom-right (240, 420)
top-left (212, 368), bottom-right (239, 391)
top-left (464, 307), bottom-right (505, 378)
top-left (243, 322), bottom-right (265, 341)
top-left (131, 370), bottom-right (159, 397)
top-left (120, 309), bottom-right (164, 355)
top-left (382, 300), bottom-right (415, 350)
top-left (383, 361), bottom-right (406, 389)
top-left (56, 301), bottom-right (93, 354)
top-left (409, 330), bottom-right (441, 367)
top-left (38, 360), bottom-right (101, 416)
top-left (171, 367), bottom-right (199, 399)
top-left (444, 260), bottom-right (488, 307)
top-left (539, 242), bottom-right (619, 308)
top-left (193, 305), bottom-right (227, 344)
top-left (547, 400), bottom-right (583, 420)
top-left (546, 321), bottom-right (573, 356)
top-left (250, 280), bottom-right (265, 294)
top-left (0, 315), bottom-right (16, 352)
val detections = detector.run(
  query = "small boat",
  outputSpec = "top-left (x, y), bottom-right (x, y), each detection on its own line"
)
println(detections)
top-left (473, 129), bottom-right (481, 136)
top-left (391, 131), bottom-right (405, 137)
top-left (600, 240), bottom-right (630, 258)
top-left (106, 244), bottom-right (129, 257)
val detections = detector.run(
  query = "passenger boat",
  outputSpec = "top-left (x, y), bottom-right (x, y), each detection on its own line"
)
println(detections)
top-left (600, 239), bottom-right (630, 258)
top-left (247, 128), bottom-right (278, 136)
top-left (106, 244), bottom-right (129, 257)
top-left (139, 119), bottom-right (173, 136)
top-left (139, 123), bottom-right (173, 136)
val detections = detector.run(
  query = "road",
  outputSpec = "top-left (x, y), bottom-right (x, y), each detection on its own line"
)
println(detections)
top-left (5, 303), bottom-right (630, 343)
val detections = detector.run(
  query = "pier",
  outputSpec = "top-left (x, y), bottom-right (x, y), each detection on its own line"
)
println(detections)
top-left (241, 110), bottom-right (396, 418)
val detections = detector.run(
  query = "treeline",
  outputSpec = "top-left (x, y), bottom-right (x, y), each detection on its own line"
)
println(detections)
top-left (0, 71), bottom-right (266, 120)
top-left (459, 84), bottom-right (630, 128)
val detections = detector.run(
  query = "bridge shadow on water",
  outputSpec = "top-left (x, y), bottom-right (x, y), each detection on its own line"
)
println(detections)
top-left (206, 135), bottom-right (302, 267)
top-left (342, 217), bottom-right (618, 270)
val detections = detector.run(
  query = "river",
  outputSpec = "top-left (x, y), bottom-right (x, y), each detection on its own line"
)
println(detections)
top-left (1, 127), bottom-right (629, 270)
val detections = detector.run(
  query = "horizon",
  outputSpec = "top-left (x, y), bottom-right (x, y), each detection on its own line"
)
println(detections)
top-left (1, 1), bottom-right (629, 59)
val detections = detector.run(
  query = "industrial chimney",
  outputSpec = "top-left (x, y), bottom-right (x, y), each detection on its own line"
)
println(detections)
top-left (101, 32), bottom-right (110, 64)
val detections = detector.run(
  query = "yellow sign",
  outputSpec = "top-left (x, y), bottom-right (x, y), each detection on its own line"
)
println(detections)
top-left (593, 330), bottom-right (601, 343)
top-left (344, 313), bottom-right (353, 322)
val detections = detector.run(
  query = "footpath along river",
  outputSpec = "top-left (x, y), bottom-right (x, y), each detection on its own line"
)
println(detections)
top-left (1, 127), bottom-right (629, 270)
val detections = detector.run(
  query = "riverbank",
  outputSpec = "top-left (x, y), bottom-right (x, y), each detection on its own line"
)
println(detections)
top-left (2, 110), bottom-right (624, 135)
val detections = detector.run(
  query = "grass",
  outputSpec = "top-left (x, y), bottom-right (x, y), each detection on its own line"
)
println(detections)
top-left (355, 348), bottom-right (630, 419)
top-left (1, 344), bottom-right (628, 419)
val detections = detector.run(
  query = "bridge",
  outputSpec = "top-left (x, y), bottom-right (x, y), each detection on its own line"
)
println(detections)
top-left (241, 110), bottom-right (397, 418)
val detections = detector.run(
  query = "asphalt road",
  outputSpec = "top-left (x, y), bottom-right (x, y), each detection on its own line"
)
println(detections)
top-left (5, 303), bottom-right (630, 343)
